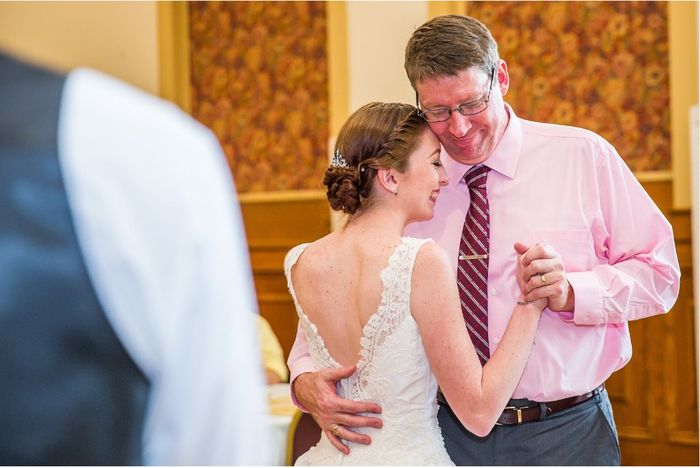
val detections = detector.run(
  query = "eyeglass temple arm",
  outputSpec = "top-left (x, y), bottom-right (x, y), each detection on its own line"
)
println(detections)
top-left (415, 91), bottom-right (425, 117)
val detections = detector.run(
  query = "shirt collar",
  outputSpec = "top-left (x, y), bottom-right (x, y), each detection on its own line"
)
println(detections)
top-left (442, 103), bottom-right (523, 186)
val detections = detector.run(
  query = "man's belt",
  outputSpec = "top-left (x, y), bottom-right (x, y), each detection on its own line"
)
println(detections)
top-left (437, 384), bottom-right (604, 426)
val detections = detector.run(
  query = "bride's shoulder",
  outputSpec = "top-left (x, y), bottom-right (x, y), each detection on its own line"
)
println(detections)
top-left (284, 233), bottom-right (337, 272)
top-left (411, 239), bottom-right (451, 277)
top-left (410, 242), bottom-right (456, 313)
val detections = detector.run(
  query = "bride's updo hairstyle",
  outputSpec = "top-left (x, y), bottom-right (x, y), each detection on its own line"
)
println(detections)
top-left (324, 102), bottom-right (428, 215)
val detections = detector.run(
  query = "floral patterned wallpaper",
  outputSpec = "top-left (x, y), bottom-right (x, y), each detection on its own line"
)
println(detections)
top-left (467, 1), bottom-right (670, 171)
top-left (189, 1), bottom-right (329, 192)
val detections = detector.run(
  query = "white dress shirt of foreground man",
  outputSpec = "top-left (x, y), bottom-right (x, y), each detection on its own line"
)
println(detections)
top-left (287, 15), bottom-right (680, 466)
top-left (0, 51), bottom-right (271, 465)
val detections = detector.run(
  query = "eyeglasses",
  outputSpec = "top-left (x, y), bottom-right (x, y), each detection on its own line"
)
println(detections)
top-left (417, 67), bottom-right (496, 123)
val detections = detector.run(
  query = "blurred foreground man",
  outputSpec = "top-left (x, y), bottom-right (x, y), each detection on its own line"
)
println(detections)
top-left (0, 51), bottom-right (271, 465)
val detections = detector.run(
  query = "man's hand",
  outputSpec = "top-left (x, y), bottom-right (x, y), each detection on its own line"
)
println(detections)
top-left (293, 366), bottom-right (383, 454)
top-left (514, 245), bottom-right (547, 311)
top-left (514, 242), bottom-right (575, 312)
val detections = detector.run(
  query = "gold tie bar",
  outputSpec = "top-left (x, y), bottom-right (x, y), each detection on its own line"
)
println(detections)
top-left (459, 254), bottom-right (488, 260)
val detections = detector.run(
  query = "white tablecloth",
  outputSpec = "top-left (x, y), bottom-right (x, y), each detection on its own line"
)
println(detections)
top-left (267, 383), bottom-right (295, 465)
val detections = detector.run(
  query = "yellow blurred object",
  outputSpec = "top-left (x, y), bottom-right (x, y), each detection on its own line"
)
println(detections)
top-left (258, 315), bottom-right (289, 383)
top-left (267, 383), bottom-right (296, 417)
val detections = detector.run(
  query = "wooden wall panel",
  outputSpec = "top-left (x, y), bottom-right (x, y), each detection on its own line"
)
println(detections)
top-left (606, 180), bottom-right (698, 465)
top-left (665, 211), bottom-right (698, 446)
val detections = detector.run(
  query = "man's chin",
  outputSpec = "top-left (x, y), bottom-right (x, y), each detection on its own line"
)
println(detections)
top-left (444, 144), bottom-right (488, 165)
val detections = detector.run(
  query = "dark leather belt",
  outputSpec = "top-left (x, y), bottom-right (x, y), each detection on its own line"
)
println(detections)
top-left (496, 384), bottom-right (604, 425)
top-left (437, 384), bottom-right (604, 426)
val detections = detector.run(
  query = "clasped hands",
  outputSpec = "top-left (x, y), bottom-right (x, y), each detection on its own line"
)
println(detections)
top-left (513, 241), bottom-right (575, 313)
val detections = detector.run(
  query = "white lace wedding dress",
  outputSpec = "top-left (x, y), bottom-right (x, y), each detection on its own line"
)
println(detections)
top-left (284, 237), bottom-right (454, 466)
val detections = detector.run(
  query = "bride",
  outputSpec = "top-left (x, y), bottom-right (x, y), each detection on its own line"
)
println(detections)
top-left (284, 102), bottom-right (544, 465)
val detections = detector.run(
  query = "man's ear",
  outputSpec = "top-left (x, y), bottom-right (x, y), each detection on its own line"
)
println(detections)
top-left (376, 167), bottom-right (399, 195)
top-left (497, 59), bottom-right (510, 97)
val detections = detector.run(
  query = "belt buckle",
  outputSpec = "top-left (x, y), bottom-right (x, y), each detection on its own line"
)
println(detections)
top-left (506, 405), bottom-right (525, 424)
top-left (498, 404), bottom-right (537, 425)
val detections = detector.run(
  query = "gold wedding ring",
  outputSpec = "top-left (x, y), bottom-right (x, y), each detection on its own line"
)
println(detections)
top-left (330, 423), bottom-right (340, 437)
top-left (541, 274), bottom-right (547, 285)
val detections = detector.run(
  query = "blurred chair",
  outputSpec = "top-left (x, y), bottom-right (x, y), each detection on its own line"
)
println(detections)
top-left (285, 410), bottom-right (322, 465)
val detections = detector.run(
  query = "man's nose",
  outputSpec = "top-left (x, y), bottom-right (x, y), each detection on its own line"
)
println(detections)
top-left (448, 110), bottom-right (471, 138)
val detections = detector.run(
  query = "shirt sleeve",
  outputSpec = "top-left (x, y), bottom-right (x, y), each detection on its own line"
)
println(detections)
top-left (567, 139), bottom-right (680, 325)
top-left (287, 322), bottom-right (317, 409)
top-left (59, 69), bottom-right (273, 465)
top-left (144, 129), bottom-right (272, 465)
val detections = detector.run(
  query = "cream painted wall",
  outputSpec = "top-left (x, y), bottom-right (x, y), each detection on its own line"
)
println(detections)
top-left (0, 1), bottom-right (159, 95)
top-left (346, 1), bottom-right (427, 112)
top-left (669, 1), bottom-right (699, 210)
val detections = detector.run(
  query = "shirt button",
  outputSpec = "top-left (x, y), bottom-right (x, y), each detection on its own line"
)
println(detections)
top-left (493, 336), bottom-right (500, 344)
top-left (490, 288), bottom-right (497, 296)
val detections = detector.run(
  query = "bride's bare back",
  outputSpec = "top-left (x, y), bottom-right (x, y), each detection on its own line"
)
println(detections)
top-left (290, 230), bottom-right (401, 367)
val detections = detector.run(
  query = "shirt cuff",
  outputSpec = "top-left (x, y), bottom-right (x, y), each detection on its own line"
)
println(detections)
top-left (566, 271), bottom-right (605, 325)
top-left (289, 362), bottom-right (317, 411)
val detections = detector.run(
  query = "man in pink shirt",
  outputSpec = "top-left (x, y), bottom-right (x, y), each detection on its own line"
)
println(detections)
top-left (287, 15), bottom-right (680, 465)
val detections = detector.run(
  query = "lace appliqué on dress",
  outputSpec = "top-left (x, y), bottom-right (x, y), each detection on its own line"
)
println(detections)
top-left (353, 238), bottom-right (426, 400)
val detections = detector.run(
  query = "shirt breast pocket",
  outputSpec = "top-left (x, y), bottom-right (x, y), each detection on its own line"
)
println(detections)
top-left (527, 229), bottom-right (594, 272)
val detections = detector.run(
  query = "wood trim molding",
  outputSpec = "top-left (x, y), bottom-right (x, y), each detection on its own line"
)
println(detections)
top-left (327, 1), bottom-right (349, 138)
top-left (635, 171), bottom-right (674, 183)
top-left (157, 1), bottom-right (191, 112)
top-left (669, 1), bottom-right (698, 210)
top-left (238, 189), bottom-right (326, 204)
top-left (618, 426), bottom-right (654, 442)
top-left (668, 430), bottom-right (700, 447)
top-left (258, 293), bottom-right (294, 304)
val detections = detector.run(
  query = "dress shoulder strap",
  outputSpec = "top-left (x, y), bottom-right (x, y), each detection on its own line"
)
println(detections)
top-left (387, 237), bottom-right (433, 288)
top-left (283, 243), bottom-right (310, 316)
top-left (283, 243), bottom-right (309, 281)
top-left (402, 236), bottom-right (433, 263)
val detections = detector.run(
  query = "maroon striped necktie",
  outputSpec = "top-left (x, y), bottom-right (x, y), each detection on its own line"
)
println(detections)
top-left (457, 164), bottom-right (491, 365)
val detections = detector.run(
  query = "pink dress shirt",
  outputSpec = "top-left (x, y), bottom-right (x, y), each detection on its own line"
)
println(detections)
top-left (287, 104), bottom-right (680, 402)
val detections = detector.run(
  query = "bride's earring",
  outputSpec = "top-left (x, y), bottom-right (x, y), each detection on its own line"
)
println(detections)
top-left (378, 168), bottom-right (399, 196)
